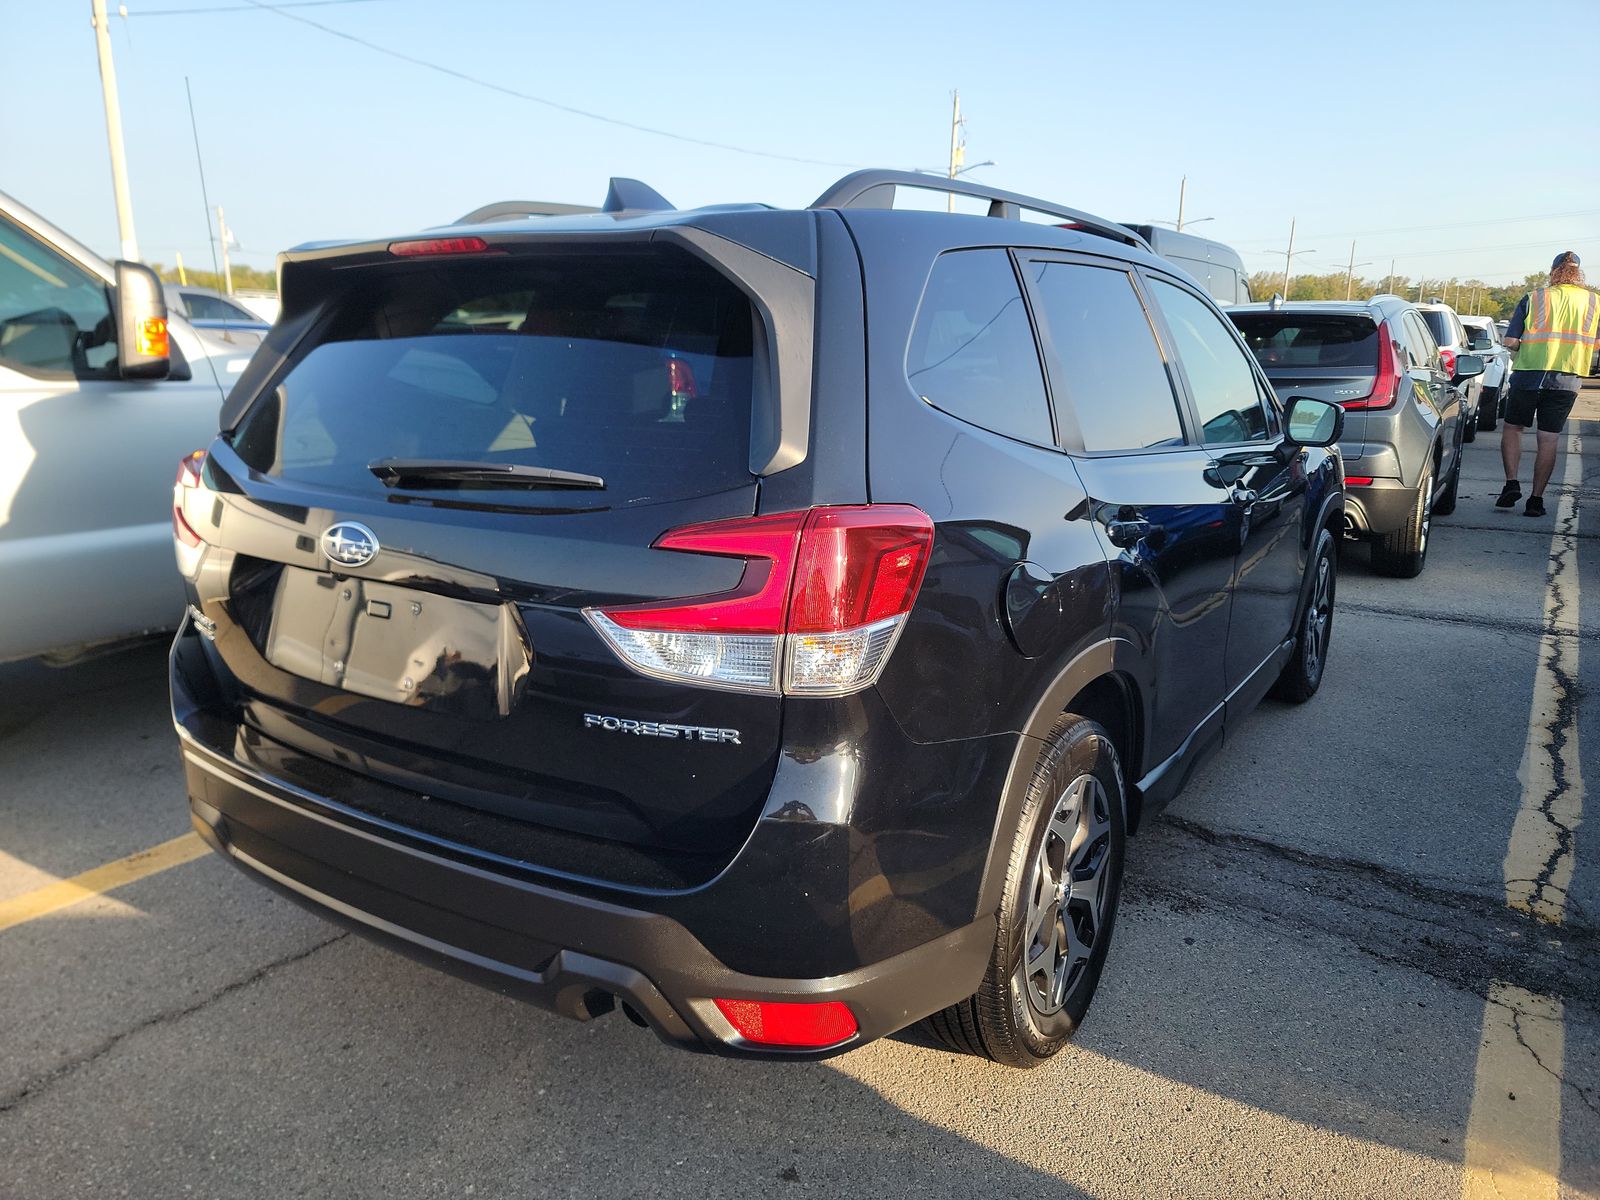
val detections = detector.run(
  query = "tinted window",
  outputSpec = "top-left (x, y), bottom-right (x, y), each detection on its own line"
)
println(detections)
top-left (184, 293), bottom-right (257, 322)
top-left (0, 215), bottom-right (116, 378)
top-left (1406, 312), bottom-right (1438, 367)
top-left (907, 250), bottom-right (1052, 446)
top-left (1151, 279), bottom-right (1269, 444)
top-left (1229, 314), bottom-right (1378, 369)
top-left (233, 248), bottom-right (755, 508)
top-left (1026, 261), bottom-right (1184, 453)
top-left (1420, 309), bottom-right (1457, 347)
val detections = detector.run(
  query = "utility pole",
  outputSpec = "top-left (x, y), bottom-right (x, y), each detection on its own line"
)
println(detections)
top-left (946, 90), bottom-right (964, 213)
top-left (90, 0), bottom-right (139, 261)
top-left (1176, 176), bottom-right (1187, 232)
top-left (1282, 218), bottom-right (1297, 299)
top-left (217, 206), bottom-right (234, 295)
top-left (1387, 258), bottom-right (1396, 294)
top-left (1345, 241), bottom-right (1357, 301)
top-left (175, 250), bottom-right (187, 285)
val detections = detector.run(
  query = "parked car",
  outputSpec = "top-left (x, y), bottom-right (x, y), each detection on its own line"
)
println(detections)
top-left (1415, 301), bottom-right (1484, 441)
top-left (0, 189), bottom-right (238, 663)
top-left (1459, 314), bottom-right (1514, 430)
top-left (164, 283), bottom-right (271, 346)
top-left (1119, 224), bottom-right (1252, 306)
top-left (1228, 295), bottom-right (1481, 577)
top-left (171, 171), bottom-right (1346, 1067)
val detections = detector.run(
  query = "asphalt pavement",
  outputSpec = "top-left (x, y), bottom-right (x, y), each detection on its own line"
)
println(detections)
top-left (1, 397), bottom-right (1596, 1199)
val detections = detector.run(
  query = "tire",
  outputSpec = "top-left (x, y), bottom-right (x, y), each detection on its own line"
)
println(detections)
top-left (1432, 452), bottom-right (1461, 516)
top-left (1272, 528), bottom-right (1336, 703)
top-left (922, 714), bottom-right (1126, 1067)
top-left (1371, 459), bottom-right (1433, 578)
top-left (1478, 385), bottom-right (1500, 431)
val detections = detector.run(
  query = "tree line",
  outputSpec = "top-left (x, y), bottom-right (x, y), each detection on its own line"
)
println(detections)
top-left (1244, 270), bottom-right (1551, 319)
top-left (149, 263), bottom-right (277, 293)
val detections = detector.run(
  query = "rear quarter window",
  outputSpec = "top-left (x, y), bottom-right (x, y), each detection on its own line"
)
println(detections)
top-left (231, 248), bottom-right (756, 508)
top-left (905, 249), bottom-right (1053, 447)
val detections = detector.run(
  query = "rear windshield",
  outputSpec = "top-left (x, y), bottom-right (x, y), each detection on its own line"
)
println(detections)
top-left (1420, 309), bottom-right (1454, 347)
top-left (1228, 314), bottom-right (1378, 370)
top-left (232, 248), bottom-right (755, 507)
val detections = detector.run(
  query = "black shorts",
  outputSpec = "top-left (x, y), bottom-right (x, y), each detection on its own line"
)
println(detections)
top-left (1504, 386), bottom-right (1577, 434)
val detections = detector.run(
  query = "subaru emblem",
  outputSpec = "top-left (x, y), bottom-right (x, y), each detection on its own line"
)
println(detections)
top-left (320, 521), bottom-right (380, 568)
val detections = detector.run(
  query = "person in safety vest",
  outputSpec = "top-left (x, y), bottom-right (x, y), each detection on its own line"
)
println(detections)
top-left (1497, 251), bottom-right (1599, 517)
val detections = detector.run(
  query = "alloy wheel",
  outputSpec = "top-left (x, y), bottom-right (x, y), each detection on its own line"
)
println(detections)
top-left (1022, 774), bottom-right (1113, 1016)
top-left (1303, 553), bottom-right (1332, 681)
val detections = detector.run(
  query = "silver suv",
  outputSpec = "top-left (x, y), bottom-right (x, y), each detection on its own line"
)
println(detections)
top-left (1228, 296), bottom-right (1483, 578)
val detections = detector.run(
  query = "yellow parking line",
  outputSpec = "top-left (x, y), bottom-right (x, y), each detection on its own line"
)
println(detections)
top-left (0, 832), bottom-right (209, 933)
top-left (1504, 430), bottom-right (1585, 922)
top-left (1462, 429), bottom-right (1584, 1199)
top-left (1463, 985), bottom-right (1565, 1200)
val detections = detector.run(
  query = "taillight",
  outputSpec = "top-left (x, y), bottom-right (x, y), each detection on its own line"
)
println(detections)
top-left (173, 450), bottom-right (207, 552)
top-left (666, 357), bottom-right (699, 399)
top-left (712, 998), bottom-right (858, 1048)
top-left (586, 505), bottom-right (935, 696)
top-left (1341, 320), bottom-right (1403, 410)
top-left (1438, 347), bottom-right (1457, 377)
top-left (387, 236), bottom-right (495, 257)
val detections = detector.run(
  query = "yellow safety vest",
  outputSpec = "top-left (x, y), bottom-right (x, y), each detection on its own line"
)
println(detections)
top-left (1515, 283), bottom-right (1600, 375)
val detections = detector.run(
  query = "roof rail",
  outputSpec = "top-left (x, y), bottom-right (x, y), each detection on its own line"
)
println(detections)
top-left (809, 170), bottom-right (1148, 250)
top-left (456, 200), bottom-right (601, 224)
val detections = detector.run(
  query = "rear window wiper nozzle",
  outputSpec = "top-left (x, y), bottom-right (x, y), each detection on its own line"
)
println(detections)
top-left (368, 459), bottom-right (605, 490)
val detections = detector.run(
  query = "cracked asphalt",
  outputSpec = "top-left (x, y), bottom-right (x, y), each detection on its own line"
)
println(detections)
top-left (1, 398), bottom-right (1596, 1199)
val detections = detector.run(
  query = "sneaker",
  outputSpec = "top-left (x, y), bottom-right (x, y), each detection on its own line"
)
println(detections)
top-left (1524, 496), bottom-right (1547, 518)
top-left (1496, 481), bottom-right (1522, 508)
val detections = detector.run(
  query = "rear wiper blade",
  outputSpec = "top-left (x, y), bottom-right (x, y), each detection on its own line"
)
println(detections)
top-left (368, 459), bottom-right (605, 490)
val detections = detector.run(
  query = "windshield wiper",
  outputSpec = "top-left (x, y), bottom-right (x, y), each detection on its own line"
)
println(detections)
top-left (368, 459), bottom-right (605, 490)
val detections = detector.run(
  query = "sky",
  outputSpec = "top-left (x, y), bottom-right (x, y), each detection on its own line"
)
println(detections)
top-left (4, 0), bottom-right (1598, 289)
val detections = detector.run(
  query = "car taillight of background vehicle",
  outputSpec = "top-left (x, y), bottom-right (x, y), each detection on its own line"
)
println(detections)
top-left (1437, 347), bottom-right (1457, 378)
top-left (1341, 321), bottom-right (1404, 410)
top-left (586, 505), bottom-right (935, 696)
top-left (173, 450), bottom-right (208, 576)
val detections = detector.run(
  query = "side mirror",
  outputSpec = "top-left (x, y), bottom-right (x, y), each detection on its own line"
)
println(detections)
top-left (1453, 353), bottom-right (1485, 380)
top-left (1283, 396), bottom-right (1344, 448)
top-left (113, 260), bottom-right (171, 380)
top-left (1468, 336), bottom-right (1493, 352)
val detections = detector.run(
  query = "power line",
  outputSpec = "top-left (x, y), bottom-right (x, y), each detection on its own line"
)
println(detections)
top-left (234, 0), bottom-right (869, 169)
top-left (1229, 208), bottom-right (1600, 246)
top-left (128, 0), bottom-right (386, 15)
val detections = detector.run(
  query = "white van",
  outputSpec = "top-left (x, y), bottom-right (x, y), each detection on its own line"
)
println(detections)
top-left (0, 189), bottom-right (243, 661)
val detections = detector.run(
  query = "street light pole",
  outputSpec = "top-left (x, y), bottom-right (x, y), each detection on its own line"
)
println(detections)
top-left (946, 90), bottom-right (964, 213)
top-left (1176, 176), bottom-right (1186, 232)
top-left (1283, 219), bottom-right (1297, 298)
top-left (90, 0), bottom-right (139, 261)
top-left (1344, 241), bottom-right (1373, 301)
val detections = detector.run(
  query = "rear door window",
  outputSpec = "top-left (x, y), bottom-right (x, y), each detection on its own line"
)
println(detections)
top-left (231, 248), bottom-right (756, 508)
top-left (905, 249), bottom-right (1053, 446)
top-left (1420, 309), bottom-right (1456, 348)
top-left (1406, 312), bottom-right (1439, 367)
top-left (1024, 259), bottom-right (1186, 453)
top-left (1149, 279), bottom-right (1271, 445)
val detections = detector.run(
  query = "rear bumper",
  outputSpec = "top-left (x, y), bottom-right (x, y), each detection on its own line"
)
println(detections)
top-left (1342, 480), bottom-right (1416, 536)
top-left (171, 618), bottom-right (994, 1059)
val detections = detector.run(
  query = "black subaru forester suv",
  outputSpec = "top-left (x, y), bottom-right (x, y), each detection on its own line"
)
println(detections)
top-left (170, 171), bottom-right (1344, 1067)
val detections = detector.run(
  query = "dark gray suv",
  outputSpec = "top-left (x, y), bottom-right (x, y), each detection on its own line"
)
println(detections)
top-left (1229, 296), bottom-right (1482, 577)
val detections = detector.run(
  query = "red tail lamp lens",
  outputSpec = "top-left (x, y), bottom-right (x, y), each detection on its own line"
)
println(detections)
top-left (666, 357), bottom-right (699, 398)
top-left (787, 507), bottom-right (935, 633)
top-left (387, 236), bottom-right (494, 257)
top-left (1341, 320), bottom-right (1403, 411)
top-left (713, 999), bottom-right (859, 1047)
top-left (1344, 476), bottom-right (1374, 486)
top-left (173, 450), bottom-right (207, 548)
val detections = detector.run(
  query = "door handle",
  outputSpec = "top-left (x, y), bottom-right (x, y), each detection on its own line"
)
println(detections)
top-left (1105, 517), bottom-right (1155, 548)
